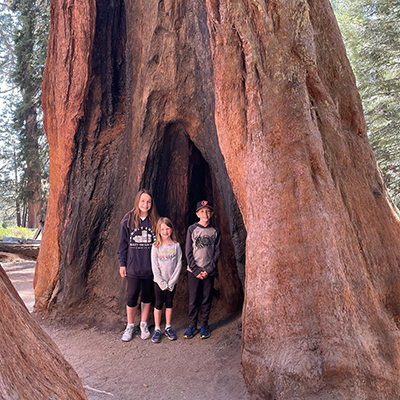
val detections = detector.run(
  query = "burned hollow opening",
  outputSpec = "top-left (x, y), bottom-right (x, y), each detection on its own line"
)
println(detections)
top-left (141, 122), bottom-right (245, 318)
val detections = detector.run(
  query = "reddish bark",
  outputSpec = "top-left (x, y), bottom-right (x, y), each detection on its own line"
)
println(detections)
top-left (35, 0), bottom-right (96, 311)
top-left (36, 0), bottom-right (400, 397)
top-left (207, 1), bottom-right (400, 397)
top-left (0, 266), bottom-right (87, 399)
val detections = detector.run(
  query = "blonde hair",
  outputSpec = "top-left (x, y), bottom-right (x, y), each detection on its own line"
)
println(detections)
top-left (154, 217), bottom-right (177, 248)
top-left (124, 189), bottom-right (158, 230)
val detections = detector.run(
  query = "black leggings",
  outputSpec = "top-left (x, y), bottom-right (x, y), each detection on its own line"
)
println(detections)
top-left (126, 277), bottom-right (154, 307)
top-left (154, 283), bottom-right (176, 310)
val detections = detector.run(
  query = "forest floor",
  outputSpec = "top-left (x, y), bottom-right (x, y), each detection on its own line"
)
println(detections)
top-left (2, 255), bottom-right (249, 400)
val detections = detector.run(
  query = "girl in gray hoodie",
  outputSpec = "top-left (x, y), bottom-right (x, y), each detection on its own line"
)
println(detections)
top-left (151, 217), bottom-right (182, 343)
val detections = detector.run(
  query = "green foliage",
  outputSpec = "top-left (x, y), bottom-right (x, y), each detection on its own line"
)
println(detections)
top-left (333, 0), bottom-right (400, 207)
top-left (0, 0), bottom-right (49, 226)
top-left (0, 95), bottom-right (20, 226)
top-left (0, 3), bottom-right (16, 86)
top-left (0, 226), bottom-right (35, 240)
top-left (11, 0), bottom-right (50, 205)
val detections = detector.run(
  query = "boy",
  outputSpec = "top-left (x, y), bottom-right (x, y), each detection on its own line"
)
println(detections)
top-left (184, 200), bottom-right (221, 339)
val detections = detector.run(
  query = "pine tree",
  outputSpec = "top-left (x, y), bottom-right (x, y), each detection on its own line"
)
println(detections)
top-left (0, 3), bottom-right (16, 87)
top-left (4, 0), bottom-right (50, 227)
top-left (0, 103), bottom-right (21, 227)
top-left (333, 0), bottom-right (400, 207)
top-left (0, 3), bottom-right (21, 226)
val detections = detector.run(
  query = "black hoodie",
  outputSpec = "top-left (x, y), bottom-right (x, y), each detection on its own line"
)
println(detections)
top-left (118, 215), bottom-right (156, 279)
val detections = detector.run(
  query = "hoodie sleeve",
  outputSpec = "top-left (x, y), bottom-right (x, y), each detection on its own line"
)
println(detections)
top-left (185, 225), bottom-right (202, 276)
top-left (167, 243), bottom-right (182, 290)
top-left (204, 226), bottom-right (221, 275)
top-left (151, 245), bottom-right (168, 291)
top-left (117, 218), bottom-right (129, 267)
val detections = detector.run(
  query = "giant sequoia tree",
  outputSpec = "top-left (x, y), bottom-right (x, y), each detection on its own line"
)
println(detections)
top-left (34, 0), bottom-right (400, 398)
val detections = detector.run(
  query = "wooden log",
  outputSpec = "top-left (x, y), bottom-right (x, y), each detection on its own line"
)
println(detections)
top-left (0, 243), bottom-right (40, 259)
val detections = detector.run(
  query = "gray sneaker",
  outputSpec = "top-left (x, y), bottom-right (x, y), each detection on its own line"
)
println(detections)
top-left (122, 325), bottom-right (134, 342)
top-left (140, 322), bottom-right (151, 340)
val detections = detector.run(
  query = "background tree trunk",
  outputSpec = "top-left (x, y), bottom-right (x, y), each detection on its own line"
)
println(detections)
top-left (36, 0), bottom-right (400, 397)
top-left (26, 114), bottom-right (42, 229)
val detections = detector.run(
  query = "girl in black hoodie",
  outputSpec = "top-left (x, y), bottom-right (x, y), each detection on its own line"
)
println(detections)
top-left (118, 189), bottom-right (158, 341)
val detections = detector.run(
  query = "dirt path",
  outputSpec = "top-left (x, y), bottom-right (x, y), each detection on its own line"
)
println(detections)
top-left (2, 257), bottom-right (249, 400)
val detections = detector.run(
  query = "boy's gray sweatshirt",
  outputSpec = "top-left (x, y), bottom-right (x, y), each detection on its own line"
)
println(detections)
top-left (185, 223), bottom-right (221, 277)
top-left (151, 242), bottom-right (182, 291)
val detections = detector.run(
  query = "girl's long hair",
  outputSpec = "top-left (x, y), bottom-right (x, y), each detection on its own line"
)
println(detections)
top-left (154, 217), bottom-right (177, 248)
top-left (124, 189), bottom-right (158, 230)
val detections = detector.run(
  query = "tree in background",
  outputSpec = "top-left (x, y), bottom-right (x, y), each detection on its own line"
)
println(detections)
top-left (0, 0), bottom-right (49, 228)
top-left (0, 3), bottom-right (20, 227)
top-left (0, 106), bottom-right (21, 227)
top-left (333, 0), bottom-right (400, 207)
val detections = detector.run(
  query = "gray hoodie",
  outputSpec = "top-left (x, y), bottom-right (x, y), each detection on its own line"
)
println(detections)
top-left (185, 223), bottom-right (221, 277)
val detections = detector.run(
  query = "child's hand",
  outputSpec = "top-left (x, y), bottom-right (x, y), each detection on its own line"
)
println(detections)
top-left (201, 271), bottom-right (208, 279)
top-left (196, 273), bottom-right (204, 280)
top-left (119, 266), bottom-right (127, 278)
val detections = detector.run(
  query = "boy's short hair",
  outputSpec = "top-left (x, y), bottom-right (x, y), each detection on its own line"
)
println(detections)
top-left (196, 200), bottom-right (213, 212)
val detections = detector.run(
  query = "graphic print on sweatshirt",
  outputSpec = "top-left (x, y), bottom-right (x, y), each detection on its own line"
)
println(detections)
top-left (194, 234), bottom-right (215, 249)
top-left (157, 246), bottom-right (177, 263)
top-left (186, 223), bottom-right (220, 275)
top-left (130, 226), bottom-right (156, 249)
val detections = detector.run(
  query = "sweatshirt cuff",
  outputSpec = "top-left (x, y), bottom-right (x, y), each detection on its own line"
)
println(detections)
top-left (191, 266), bottom-right (202, 276)
top-left (204, 262), bottom-right (216, 274)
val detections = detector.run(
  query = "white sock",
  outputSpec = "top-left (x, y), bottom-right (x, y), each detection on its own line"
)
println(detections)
top-left (155, 326), bottom-right (161, 332)
top-left (127, 323), bottom-right (134, 328)
top-left (166, 325), bottom-right (171, 329)
top-left (140, 321), bottom-right (147, 328)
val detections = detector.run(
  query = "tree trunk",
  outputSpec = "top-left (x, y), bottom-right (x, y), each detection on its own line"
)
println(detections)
top-left (14, 149), bottom-right (22, 227)
top-left (0, 266), bottom-right (87, 399)
top-left (36, 0), bottom-right (400, 397)
top-left (27, 198), bottom-right (41, 229)
top-left (15, 200), bottom-right (21, 227)
top-left (0, 242), bottom-right (40, 259)
top-left (25, 110), bottom-right (42, 229)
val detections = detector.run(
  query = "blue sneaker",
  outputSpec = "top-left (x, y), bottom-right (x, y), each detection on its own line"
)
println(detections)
top-left (152, 329), bottom-right (161, 343)
top-left (183, 325), bottom-right (198, 339)
top-left (164, 326), bottom-right (177, 341)
top-left (200, 325), bottom-right (210, 339)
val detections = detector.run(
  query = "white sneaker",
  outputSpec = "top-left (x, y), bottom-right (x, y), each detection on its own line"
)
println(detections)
top-left (140, 322), bottom-right (151, 340)
top-left (122, 324), bottom-right (134, 342)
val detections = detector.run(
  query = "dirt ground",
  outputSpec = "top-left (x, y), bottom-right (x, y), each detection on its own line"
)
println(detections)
top-left (2, 255), bottom-right (249, 400)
